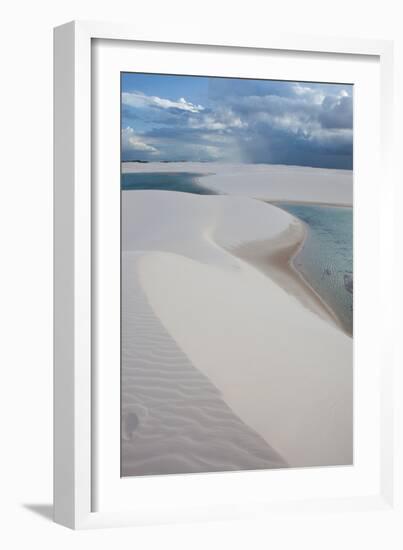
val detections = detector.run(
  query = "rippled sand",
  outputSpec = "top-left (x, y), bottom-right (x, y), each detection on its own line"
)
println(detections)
top-left (122, 252), bottom-right (287, 476)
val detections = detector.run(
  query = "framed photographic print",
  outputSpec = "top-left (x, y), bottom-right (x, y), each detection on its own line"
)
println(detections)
top-left (54, 21), bottom-right (396, 529)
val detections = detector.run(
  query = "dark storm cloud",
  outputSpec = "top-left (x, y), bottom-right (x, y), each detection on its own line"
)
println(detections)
top-left (319, 95), bottom-right (353, 129)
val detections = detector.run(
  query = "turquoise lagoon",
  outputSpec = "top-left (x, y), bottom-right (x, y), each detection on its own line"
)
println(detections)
top-left (276, 203), bottom-right (353, 335)
top-left (121, 172), bottom-right (215, 195)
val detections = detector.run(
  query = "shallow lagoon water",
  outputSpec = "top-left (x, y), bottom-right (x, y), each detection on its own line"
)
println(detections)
top-left (276, 202), bottom-right (353, 335)
top-left (121, 171), bottom-right (216, 194)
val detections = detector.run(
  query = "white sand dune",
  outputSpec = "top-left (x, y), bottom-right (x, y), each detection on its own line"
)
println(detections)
top-left (122, 161), bottom-right (353, 205)
top-left (122, 251), bottom-right (287, 476)
top-left (122, 190), bottom-right (353, 472)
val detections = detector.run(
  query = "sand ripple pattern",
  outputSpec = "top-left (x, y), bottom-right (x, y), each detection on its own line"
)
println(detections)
top-left (122, 251), bottom-right (287, 476)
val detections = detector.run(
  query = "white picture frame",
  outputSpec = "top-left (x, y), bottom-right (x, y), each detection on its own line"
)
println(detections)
top-left (54, 20), bottom-right (396, 529)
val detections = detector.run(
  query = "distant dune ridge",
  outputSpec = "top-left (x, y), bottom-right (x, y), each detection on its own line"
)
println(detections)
top-left (121, 164), bottom-right (353, 475)
top-left (122, 161), bottom-right (353, 206)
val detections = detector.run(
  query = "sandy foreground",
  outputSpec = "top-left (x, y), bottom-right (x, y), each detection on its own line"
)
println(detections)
top-left (121, 164), bottom-right (353, 475)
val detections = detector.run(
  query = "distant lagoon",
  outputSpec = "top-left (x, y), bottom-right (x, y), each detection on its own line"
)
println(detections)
top-left (121, 172), bottom-right (353, 335)
top-left (121, 172), bottom-right (216, 195)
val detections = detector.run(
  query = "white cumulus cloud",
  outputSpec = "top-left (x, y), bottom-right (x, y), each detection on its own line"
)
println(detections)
top-left (188, 107), bottom-right (247, 131)
top-left (293, 83), bottom-right (325, 105)
top-left (122, 127), bottom-right (158, 154)
top-left (122, 91), bottom-right (204, 113)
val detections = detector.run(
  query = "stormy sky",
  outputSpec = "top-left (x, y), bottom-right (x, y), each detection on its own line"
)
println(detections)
top-left (121, 73), bottom-right (353, 169)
